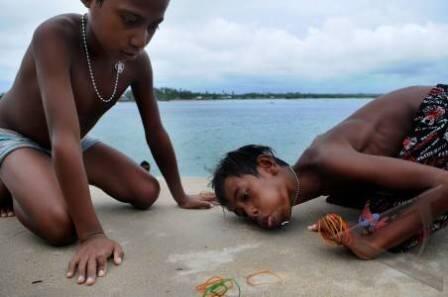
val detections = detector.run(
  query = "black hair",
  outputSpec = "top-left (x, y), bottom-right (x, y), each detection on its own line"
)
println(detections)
top-left (211, 145), bottom-right (288, 208)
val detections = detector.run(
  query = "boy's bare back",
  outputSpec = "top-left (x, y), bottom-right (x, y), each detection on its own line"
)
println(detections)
top-left (305, 86), bottom-right (433, 159)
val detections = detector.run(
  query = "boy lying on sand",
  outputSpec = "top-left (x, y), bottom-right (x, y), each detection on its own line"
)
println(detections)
top-left (212, 85), bottom-right (448, 259)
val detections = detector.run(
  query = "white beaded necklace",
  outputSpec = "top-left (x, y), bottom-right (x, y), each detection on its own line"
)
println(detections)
top-left (281, 166), bottom-right (301, 227)
top-left (81, 14), bottom-right (125, 103)
top-left (289, 166), bottom-right (300, 207)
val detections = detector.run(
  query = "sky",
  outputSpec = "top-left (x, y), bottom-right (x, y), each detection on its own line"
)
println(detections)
top-left (0, 0), bottom-right (447, 93)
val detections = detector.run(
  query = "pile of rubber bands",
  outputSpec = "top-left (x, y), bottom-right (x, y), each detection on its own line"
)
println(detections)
top-left (315, 213), bottom-right (352, 245)
top-left (196, 270), bottom-right (283, 297)
top-left (196, 276), bottom-right (240, 297)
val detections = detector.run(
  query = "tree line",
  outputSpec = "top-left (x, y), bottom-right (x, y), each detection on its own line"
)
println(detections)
top-left (0, 88), bottom-right (379, 102)
top-left (121, 87), bottom-right (379, 101)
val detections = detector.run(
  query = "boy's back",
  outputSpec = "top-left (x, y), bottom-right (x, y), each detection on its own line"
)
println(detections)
top-left (307, 86), bottom-right (433, 158)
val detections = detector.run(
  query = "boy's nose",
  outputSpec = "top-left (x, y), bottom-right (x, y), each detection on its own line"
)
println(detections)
top-left (130, 29), bottom-right (148, 50)
top-left (247, 206), bottom-right (259, 220)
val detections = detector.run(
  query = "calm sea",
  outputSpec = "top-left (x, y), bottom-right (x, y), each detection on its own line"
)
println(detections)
top-left (90, 99), bottom-right (371, 177)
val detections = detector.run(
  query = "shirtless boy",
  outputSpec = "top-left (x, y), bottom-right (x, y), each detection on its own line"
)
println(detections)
top-left (212, 85), bottom-right (448, 259)
top-left (0, 0), bottom-right (214, 285)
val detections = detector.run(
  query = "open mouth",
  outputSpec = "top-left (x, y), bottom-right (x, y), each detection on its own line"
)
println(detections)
top-left (259, 215), bottom-right (280, 229)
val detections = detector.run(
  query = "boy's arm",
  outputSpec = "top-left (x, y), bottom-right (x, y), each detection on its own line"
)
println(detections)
top-left (32, 22), bottom-right (122, 284)
top-left (315, 145), bottom-right (448, 258)
top-left (316, 144), bottom-right (448, 191)
top-left (344, 184), bottom-right (448, 259)
top-left (131, 53), bottom-right (214, 209)
top-left (33, 23), bottom-right (102, 241)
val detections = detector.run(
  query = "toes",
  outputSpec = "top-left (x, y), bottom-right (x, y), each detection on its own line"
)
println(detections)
top-left (0, 207), bottom-right (15, 218)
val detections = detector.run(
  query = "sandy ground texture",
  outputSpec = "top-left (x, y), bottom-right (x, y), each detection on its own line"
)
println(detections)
top-left (1, 177), bottom-right (448, 297)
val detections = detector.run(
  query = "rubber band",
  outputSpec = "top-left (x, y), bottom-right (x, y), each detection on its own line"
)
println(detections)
top-left (196, 276), bottom-right (226, 292)
top-left (196, 276), bottom-right (241, 297)
top-left (316, 213), bottom-right (352, 245)
top-left (246, 270), bottom-right (283, 286)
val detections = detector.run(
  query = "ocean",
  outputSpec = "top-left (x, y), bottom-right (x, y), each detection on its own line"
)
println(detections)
top-left (90, 99), bottom-right (371, 177)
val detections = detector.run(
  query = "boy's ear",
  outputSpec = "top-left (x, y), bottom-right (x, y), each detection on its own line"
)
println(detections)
top-left (256, 154), bottom-right (280, 175)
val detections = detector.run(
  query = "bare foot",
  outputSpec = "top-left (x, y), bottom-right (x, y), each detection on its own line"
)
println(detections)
top-left (0, 191), bottom-right (14, 218)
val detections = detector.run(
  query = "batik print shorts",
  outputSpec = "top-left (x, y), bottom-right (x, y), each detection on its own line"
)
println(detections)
top-left (363, 84), bottom-right (448, 252)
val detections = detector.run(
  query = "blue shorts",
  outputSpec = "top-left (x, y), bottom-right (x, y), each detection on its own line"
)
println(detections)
top-left (0, 128), bottom-right (99, 165)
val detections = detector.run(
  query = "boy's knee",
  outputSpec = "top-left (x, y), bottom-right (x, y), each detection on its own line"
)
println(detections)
top-left (131, 177), bottom-right (160, 210)
top-left (39, 207), bottom-right (76, 246)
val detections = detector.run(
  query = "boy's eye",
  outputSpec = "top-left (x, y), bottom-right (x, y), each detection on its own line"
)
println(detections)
top-left (122, 13), bottom-right (139, 25)
top-left (240, 193), bottom-right (249, 202)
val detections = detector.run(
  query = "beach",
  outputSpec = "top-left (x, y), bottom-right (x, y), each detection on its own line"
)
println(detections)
top-left (1, 177), bottom-right (447, 297)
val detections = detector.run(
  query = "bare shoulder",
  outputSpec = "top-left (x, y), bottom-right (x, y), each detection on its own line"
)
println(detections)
top-left (129, 51), bottom-right (155, 102)
top-left (130, 51), bottom-right (153, 83)
top-left (31, 14), bottom-right (80, 58)
top-left (353, 85), bottom-right (432, 118)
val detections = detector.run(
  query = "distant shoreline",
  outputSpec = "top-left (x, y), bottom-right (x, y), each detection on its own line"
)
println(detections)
top-left (0, 90), bottom-right (379, 102)
top-left (119, 97), bottom-right (375, 102)
top-left (120, 87), bottom-right (379, 102)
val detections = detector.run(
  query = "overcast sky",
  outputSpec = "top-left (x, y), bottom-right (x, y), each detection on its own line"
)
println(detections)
top-left (0, 0), bottom-right (447, 93)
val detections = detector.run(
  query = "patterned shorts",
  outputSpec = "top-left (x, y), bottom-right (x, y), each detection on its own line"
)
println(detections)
top-left (363, 84), bottom-right (448, 252)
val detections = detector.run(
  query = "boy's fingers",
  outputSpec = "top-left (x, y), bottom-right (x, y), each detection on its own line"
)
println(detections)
top-left (307, 224), bottom-right (318, 232)
top-left (113, 244), bottom-right (124, 265)
top-left (198, 201), bottom-right (212, 209)
top-left (201, 195), bottom-right (216, 202)
top-left (199, 192), bottom-right (216, 200)
top-left (86, 258), bottom-right (97, 286)
top-left (77, 259), bottom-right (87, 284)
top-left (97, 256), bottom-right (107, 277)
top-left (67, 258), bottom-right (78, 278)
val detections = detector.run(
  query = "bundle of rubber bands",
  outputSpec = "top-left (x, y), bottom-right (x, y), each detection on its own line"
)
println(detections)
top-left (315, 213), bottom-right (352, 245)
top-left (196, 276), bottom-right (241, 297)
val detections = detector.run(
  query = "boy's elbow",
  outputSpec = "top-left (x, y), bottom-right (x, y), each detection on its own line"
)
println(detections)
top-left (145, 128), bottom-right (168, 146)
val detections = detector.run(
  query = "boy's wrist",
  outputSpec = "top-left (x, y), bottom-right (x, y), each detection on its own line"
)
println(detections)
top-left (79, 230), bottom-right (105, 243)
top-left (175, 194), bottom-right (189, 205)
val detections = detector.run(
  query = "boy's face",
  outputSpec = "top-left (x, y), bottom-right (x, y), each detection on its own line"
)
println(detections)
top-left (84, 0), bottom-right (169, 60)
top-left (223, 165), bottom-right (293, 230)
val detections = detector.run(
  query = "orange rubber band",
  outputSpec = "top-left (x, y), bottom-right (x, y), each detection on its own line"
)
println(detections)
top-left (246, 270), bottom-right (283, 286)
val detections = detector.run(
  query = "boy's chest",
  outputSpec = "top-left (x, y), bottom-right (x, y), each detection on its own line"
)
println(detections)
top-left (70, 63), bottom-right (132, 125)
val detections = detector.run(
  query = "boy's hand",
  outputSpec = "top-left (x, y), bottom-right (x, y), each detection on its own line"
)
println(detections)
top-left (342, 232), bottom-right (381, 260)
top-left (178, 192), bottom-right (217, 209)
top-left (67, 234), bottom-right (124, 286)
